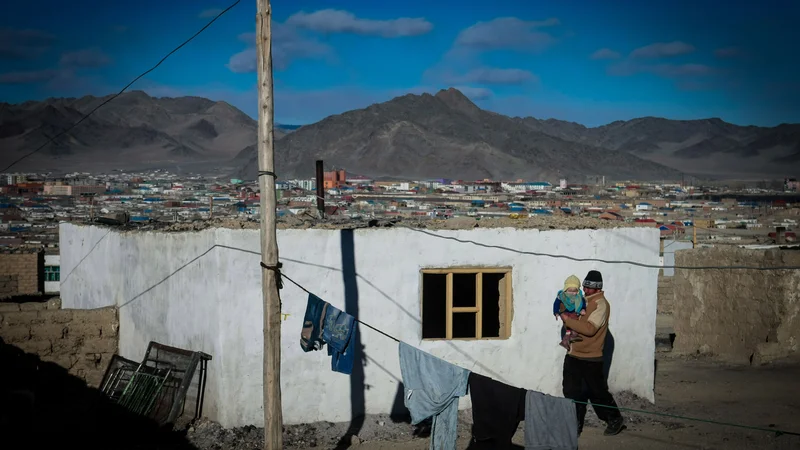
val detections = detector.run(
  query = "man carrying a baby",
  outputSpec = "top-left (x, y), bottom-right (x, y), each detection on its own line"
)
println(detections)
top-left (557, 270), bottom-right (626, 437)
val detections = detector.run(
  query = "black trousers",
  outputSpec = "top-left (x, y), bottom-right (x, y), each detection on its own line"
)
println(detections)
top-left (562, 355), bottom-right (622, 427)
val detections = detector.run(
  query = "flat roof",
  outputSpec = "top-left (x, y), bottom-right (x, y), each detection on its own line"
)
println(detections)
top-left (72, 215), bottom-right (648, 233)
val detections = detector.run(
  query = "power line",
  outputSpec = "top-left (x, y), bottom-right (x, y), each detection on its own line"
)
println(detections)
top-left (0, 0), bottom-right (241, 173)
top-left (63, 239), bottom-right (800, 438)
top-left (391, 224), bottom-right (800, 271)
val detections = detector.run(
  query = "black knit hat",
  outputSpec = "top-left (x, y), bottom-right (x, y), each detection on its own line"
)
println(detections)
top-left (583, 270), bottom-right (603, 289)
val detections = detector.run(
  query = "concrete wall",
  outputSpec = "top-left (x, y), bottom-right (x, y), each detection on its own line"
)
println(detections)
top-left (0, 298), bottom-right (118, 387)
top-left (661, 240), bottom-right (693, 276)
top-left (59, 223), bottom-right (661, 428)
top-left (0, 251), bottom-right (42, 296)
top-left (672, 248), bottom-right (800, 364)
top-left (657, 276), bottom-right (674, 314)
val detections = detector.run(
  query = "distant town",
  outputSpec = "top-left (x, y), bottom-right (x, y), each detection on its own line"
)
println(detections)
top-left (1, 169), bottom-right (798, 299)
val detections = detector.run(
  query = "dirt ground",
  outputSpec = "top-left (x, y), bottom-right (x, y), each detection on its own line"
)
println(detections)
top-left (186, 354), bottom-right (800, 450)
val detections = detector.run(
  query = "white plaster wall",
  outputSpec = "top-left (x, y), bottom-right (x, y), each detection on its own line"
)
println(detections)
top-left (60, 223), bottom-right (660, 428)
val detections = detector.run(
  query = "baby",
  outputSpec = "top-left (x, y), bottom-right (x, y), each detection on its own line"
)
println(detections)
top-left (552, 275), bottom-right (587, 350)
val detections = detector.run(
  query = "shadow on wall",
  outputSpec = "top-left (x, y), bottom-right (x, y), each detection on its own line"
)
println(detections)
top-left (336, 229), bottom-right (412, 449)
top-left (0, 337), bottom-right (196, 450)
top-left (337, 229), bottom-right (366, 450)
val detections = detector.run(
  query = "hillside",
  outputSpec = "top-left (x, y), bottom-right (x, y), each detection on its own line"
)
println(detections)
top-left (517, 117), bottom-right (800, 179)
top-left (239, 88), bottom-right (681, 181)
top-left (2, 89), bottom-right (797, 180)
top-left (0, 91), bottom-right (294, 174)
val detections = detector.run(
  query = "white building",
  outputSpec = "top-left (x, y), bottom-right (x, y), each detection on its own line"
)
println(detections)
top-left (59, 223), bottom-right (660, 428)
top-left (288, 179), bottom-right (316, 191)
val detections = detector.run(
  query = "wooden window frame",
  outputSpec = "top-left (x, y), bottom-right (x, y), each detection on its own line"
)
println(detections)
top-left (420, 267), bottom-right (513, 341)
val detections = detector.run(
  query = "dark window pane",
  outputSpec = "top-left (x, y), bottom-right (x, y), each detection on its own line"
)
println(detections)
top-left (422, 273), bottom-right (447, 339)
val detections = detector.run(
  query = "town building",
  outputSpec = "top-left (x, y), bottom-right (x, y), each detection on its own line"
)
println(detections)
top-left (59, 222), bottom-right (660, 427)
top-left (324, 170), bottom-right (347, 189)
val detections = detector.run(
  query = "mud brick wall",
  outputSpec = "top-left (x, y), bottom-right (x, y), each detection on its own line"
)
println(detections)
top-left (0, 275), bottom-right (18, 297)
top-left (0, 298), bottom-right (119, 387)
top-left (673, 248), bottom-right (800, 365)
top-left (657, 276), bottom-right (674, 314)
top-left (0, 252), bottom-right (42, 295)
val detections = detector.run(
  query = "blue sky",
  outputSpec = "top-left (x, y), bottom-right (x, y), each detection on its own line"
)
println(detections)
top-left (1, 0), bottom-right (798, 127)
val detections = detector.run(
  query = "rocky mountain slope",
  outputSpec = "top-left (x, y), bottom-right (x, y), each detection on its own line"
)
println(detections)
top-left (240, 88), bottom-right (681, 181)
top-left (0, 91), bottom-right (296, 174)
top-left (517, 116), bottom-right (800, 178)
top-left (3, 89), bottom-right (796, 180)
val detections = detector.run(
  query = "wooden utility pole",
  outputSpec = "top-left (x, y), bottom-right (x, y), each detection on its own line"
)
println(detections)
top-left (256, 1), bottom-right (283, 448)
top-left (315, 160), bottom-right (325, 218)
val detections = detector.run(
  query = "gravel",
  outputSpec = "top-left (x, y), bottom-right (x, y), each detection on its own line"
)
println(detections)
top-left (185, 391), bottom-right (673, 450)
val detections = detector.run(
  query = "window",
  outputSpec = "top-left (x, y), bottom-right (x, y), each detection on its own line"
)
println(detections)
top-left (421, 268), bottom-right (513, 340)
top-left (44, 266), bottom-right (60, 282)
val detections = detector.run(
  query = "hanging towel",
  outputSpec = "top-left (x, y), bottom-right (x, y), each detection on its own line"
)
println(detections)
top-left (398, 342), bottom-right (469, 450)
top-left (300, 293), bottom-right (328, 352)
top-left (322, 303), bottom-right (357, 375)
top-left (524, 391), bottom-right (578, 450)
top-left (467, 372), bottom-right (526, 450)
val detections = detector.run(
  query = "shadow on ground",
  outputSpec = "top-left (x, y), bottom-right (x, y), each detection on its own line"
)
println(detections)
top-left (0, 337), bottom-right (196, 450)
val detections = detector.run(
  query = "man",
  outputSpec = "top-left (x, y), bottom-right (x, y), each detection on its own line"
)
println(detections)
top-left (559, 270), bottom-right (625, 436)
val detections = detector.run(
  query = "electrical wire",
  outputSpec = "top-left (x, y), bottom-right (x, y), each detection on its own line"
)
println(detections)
top-left (0, 0), bottom-right (241, 173)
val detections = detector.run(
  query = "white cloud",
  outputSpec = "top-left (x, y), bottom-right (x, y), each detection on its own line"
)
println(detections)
top-left (227, 24), bottom-right (334, 73)
top-left (446, 68), bottom-right (538, 85)
top-left (0, 27), bottom-right (57, 61)
top-left (454, 17), bottom-right (560, 52)
top-left (286, 9), bottom-right (432, 37)
top-left (715, 46), bottom-right (741, 58)
top-left (630, 41), bottom-right (695, 59)
top-left (60, 48), bottom-right (112, 68)
top-left (198, 8), bottom-right (223, 18)
top-left (590, 48), bottom-right (621, 60)
top-left (0, 69), bottom-right (58, 84)
top-left (608, 61), bottom-right (714, 77)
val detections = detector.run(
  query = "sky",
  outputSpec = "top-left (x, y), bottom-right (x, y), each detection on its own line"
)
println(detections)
top-left (1, 0), bottom-right (798, 127)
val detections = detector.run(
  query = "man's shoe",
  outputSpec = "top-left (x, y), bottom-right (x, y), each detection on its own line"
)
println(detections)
top-left (603, 419), bottom-right (626, 436)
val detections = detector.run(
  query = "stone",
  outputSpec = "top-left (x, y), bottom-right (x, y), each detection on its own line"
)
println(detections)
top-left (46, 298), bottom-right (62, 310)
top-left (0, 325), bottom-right (31, 343)
top-left (39, 309), bottom-right (74, 324)
top-left (31, 324), bottom-right (67, 340)
top-left (17, 339), bottom-right (53, 356)
top-left (3, 311), bottom-right (42, 326)
top-left (80, 338), bottom-right (118, 354)
top-left (20, 302), bottom-right (47, 311)
top-left (66, 323), bottom-right (102, 338)
top-left (0, 303), bottom-right (20, 312)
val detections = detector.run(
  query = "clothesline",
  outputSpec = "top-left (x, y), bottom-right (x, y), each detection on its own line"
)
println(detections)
top-left (278, 269), bottom-right (402, 343)
top-left (273, 264), bottom-right (800, 439)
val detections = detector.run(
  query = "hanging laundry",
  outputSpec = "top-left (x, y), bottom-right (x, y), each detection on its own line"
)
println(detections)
top-left (300, 293), bottom-right (328, 352)
top-left (398, 342), bottom-right (469, 450)
top-left (467, 372), bottom-right (526, 450)
top-left (322, 303), bottom-right (357, 375)
top-left (299, 293), bottom-right (357, 375)
top-left (524, 391), bottom-right (578, 450)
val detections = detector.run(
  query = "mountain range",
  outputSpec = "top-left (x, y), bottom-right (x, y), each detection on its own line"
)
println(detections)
top-left (1, 89), bottom-right (798, 181)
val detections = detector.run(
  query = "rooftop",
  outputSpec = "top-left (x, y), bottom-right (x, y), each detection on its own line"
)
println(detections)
top-left (79, 215), bottom-right (650, 233)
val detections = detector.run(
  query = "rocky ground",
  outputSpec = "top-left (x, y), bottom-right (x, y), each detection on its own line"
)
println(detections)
top-left (141, 214), bottom-right (641, 233)
top-left (182, 354), bottom-right (800, 450)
